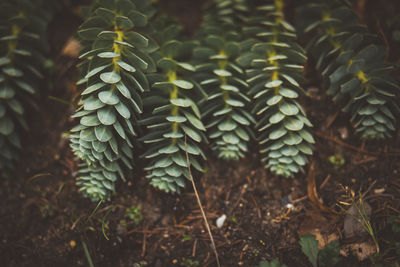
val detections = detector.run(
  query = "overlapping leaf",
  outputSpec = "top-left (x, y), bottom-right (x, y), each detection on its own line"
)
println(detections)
top-left (238, 0), bottom-right (314, 177)
top-left (70, 0), bottom-right (156, 201)
top-left (193, 0), bottom-right (255, 160)
top-left (140, 21), bottom-right (207, 193)
top-left (0, 0), bottom-right (52, 170)
top-left (298, 0), bottom-right (399, 139)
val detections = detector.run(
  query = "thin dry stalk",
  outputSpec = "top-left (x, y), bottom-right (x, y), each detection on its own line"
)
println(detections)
top-left (184, 134), bottom-right (221, 267)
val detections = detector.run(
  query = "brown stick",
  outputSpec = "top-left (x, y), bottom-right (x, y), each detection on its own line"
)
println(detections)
top-left (184, 134), bottom-right (221, 267)
top-left (307, 161), bottom-right (338, 214)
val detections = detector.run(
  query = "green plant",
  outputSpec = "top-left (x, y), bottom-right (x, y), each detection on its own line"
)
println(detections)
top-left (238, 0), bottom-right (314, 177)
top-left (258, 259), bottom-right (287, 267)
top-left (69, 0), bottom-right (157, 201)
top-left (258, 234), bottom-right (340, 267)
top-left (0, 0), bottom-right (53, 170)
top-left (125, 204), bottom-right (143, 225)
top-left (299, 234), bottom-right (341, 267)
top-left (67, 0), bottom-right (399, 201)
top-left (297, 0), bottom-right (399, 139)
top-left (328, 153), bottom-right (345, 170)
top-left (180, 257), bottom-right (200, 267)
top-left (193, 0), bottom-right (255, 160)
top-left (338, 187), bottom-right (379, 254)
top-left (140, 19), bottom-right (207, 193)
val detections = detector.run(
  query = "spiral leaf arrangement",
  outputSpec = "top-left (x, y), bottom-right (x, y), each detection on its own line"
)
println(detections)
top-left (299, 0), bottom-right (399, 139)
top-left (193, 0), bottom-right (255, 160)
top-left (70, 0), bottom-right (157, 201)
top-left (238, 0), bottom-right (314, 177)
top-left (0, 0), bottom-right (52, 170)
top-left (140, 22), bottom-right (207, 193)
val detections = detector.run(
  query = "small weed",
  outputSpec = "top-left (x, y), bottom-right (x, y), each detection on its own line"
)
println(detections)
top-left (338, 186), bottom-right (379, 254)
top-left (300, 234), bottom-right (340, 267)
top-left (125, 205), bottom-right (143, 225)
top-left (258, 234), bottom-right (340, 267)
top-left (180, 257), bottom-right (199, 267)
top-left (40, 203), bottom-right (56, 218)
top-left (252, 248), bottom-right (260, 256)
top-left (258, 259), bottom-right (287, 267)
top-left (183, 234), bottom-right (193, 241)
top-left (329, 153), bottom-right (345, 170)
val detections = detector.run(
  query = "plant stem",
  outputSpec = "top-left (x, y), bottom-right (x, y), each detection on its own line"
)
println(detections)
top-left (184, 133), bottom-right (221, 267)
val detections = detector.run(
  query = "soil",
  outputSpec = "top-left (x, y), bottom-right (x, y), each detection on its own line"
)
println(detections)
top-left (1, 1), bottom-right (400, 267)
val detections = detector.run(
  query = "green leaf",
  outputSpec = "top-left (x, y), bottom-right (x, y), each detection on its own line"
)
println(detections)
top-left (269, 128), bottom-right (287, 140)
top-left (116, 82), bottom-right (131, 99)
top-left (319, 240), bottom-right (341, 267)
top-left (80, 129), bottom-right (97, 142)
top-left (81, 114), bottom-right (101, 127)
top-left (221, 85), bottom-right (239, 92)
top-left (115, 16), bottom-right (133, 29)
top-left (117, 61), bottom-right (136, 72)
top-left (340, 78), bottom-right (360, 94)
top-left (98, 52), bottom-right (120, 58)
top-left (270, 112), bottom-right (285, 124)
top-left (171, 98), bottom-right (191, 107)
top-left (177, 62), bottom-right (195, 71)
top-left (167, 116), bottom-right (187, 123)
top-left (0, 86), bottom-right (15, 99)
top-left (213, 69), bottom-right (232, 77)
top-left (218, 120), bottom-right (237, 131)
top-left (281, 74), bottom-right (300, 87)
top-left (95, 125), bottom-right (112, 142)
top-left (283, 132), bottom-right (302, 145)
top-left (231, 113), bottom-right (250, 125)
top-left (265, 80), bottom-right (282, 88)
top-left (124, 32), bottom-right (148, 47)
top-left (299, 129), bottom-right (315, 144)
top-left (113, 121), bottom-right (126, 139)
top-left (92, 140), bottom-right (107, 153)
top-left (99, 90), bottom-right (120, 105)
top-left (159, 145), bottom-right (179, 154)
top-left (115, 102), bottom-right (131, 119)
top-left (284, 117), bottom-right (304, 131)
top-left (85, 64), bottom-right (110, 79)
top-left (14, 80), bottom-right (35, 94)
top-left (0, 117), bottom-right (14, 135)
top-left (297, 143), bottom-right (313, 155)
top-left (84, 97), bottom-right (105, 110)
top-left (124, 10), bottom-right (144, 25)
top-left (279, 102), bottom-right (299, 116)
top-left (226, 99), bottom-right (244, 107)
top-left (358, 105), bottom-right (378, 115)
top-left (182, 125), bottom-right (201, 142)
top-left (279, 88), bottom-right (298, 98)
top-left (0, 57), bottom-right (11, 66)
top-left (172, 80), bottom-right (193, 89)
top-left (8, 99), bottom-right (23, 114)
top-left (183, 111), bottom-right (206, 131)
top-left (3, 67), bottom-right (23, 77)
top-left (166, 165), bottom-right (182, 177)
top-left (100, 71), bottom-right (121, 84)
top-left (299, 234), bottom-right (319, 267)
top-left (223, 133), bottom-right (240, 144)
top-left (164, 132), bottom-right (184, 139)
top-left (82, 83), bottom-right (106, 95)
top-left (267, 95), bottom-right (283, 106)
top-left (97, 31), bottom-right (118, 40)
top-left (258, 259), bottom-right (287, 267)
top-left (97, 107), bottom-right (117, 125)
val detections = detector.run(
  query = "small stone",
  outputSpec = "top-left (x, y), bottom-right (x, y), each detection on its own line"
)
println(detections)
top-left (216, 214), bottom-right (227, 228)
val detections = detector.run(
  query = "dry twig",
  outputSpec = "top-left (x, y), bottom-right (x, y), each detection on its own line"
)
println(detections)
top-left (184, 134), bottom-right (221, 267)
